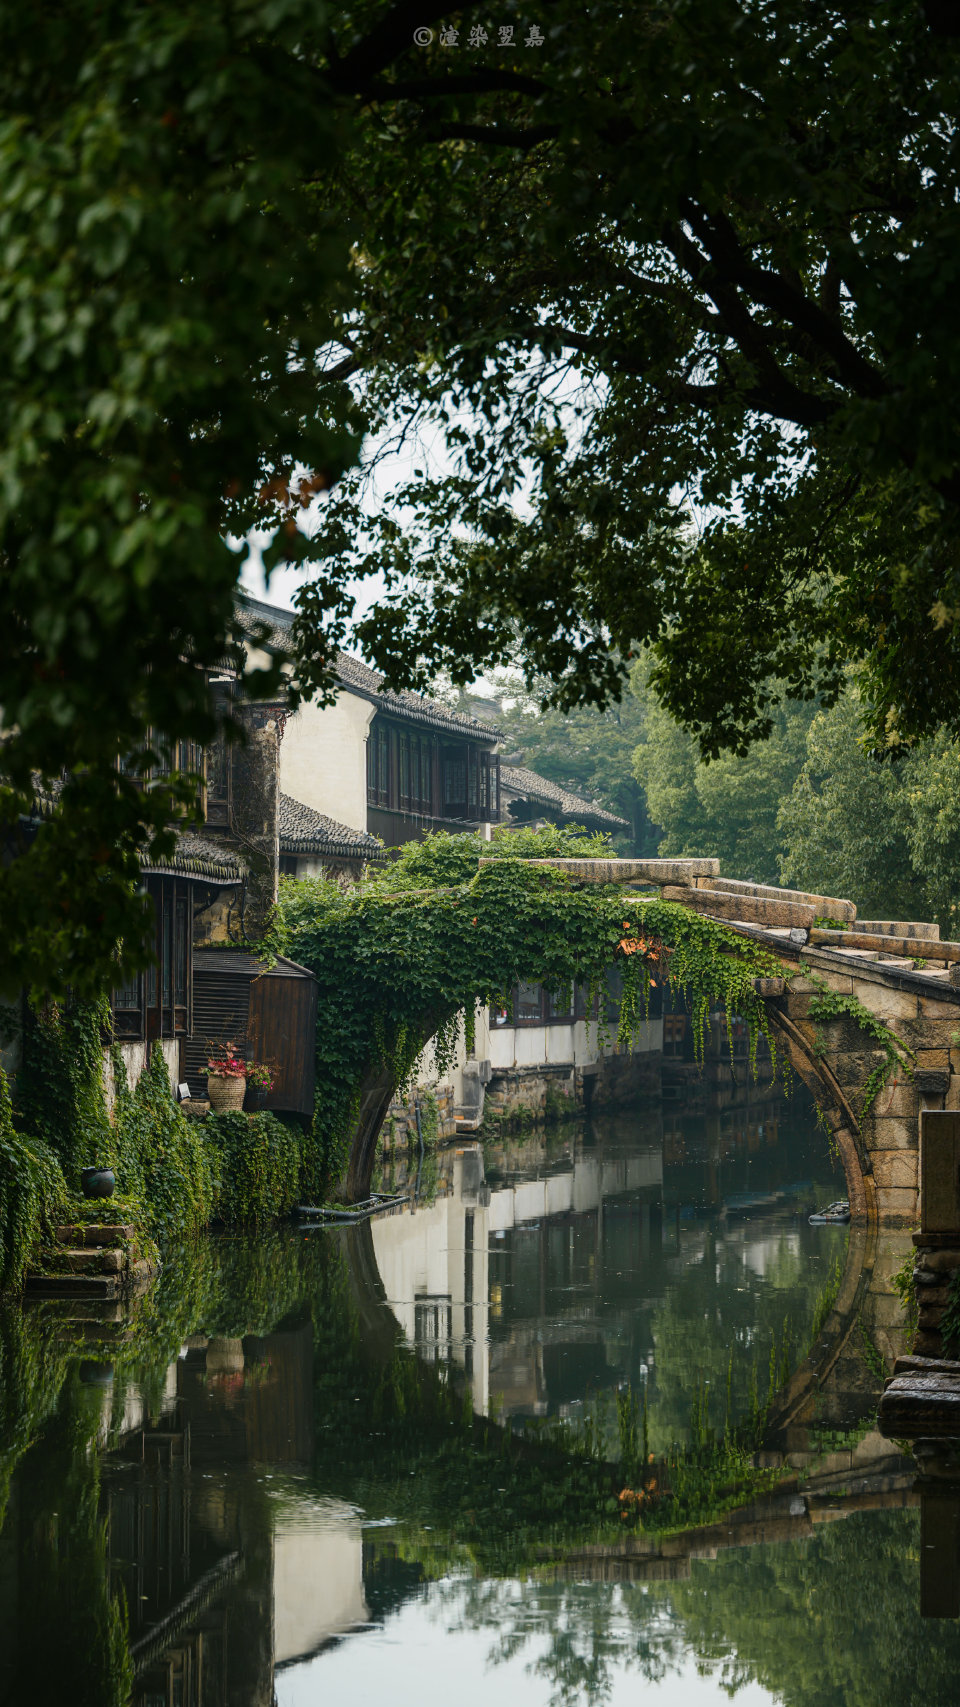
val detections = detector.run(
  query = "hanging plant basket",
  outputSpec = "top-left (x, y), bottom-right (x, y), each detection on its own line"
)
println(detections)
top-left (207, 1072), bottom-right (246, 1112)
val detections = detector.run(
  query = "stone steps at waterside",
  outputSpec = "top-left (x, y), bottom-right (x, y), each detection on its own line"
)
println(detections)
top-left (53, 1221), bottom-right (137, 1246)
top-left (24, 1217), bottom-right (157, 1300)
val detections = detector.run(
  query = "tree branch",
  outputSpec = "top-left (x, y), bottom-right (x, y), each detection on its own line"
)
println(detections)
top-left (683, 203), bottom-right (885, 400)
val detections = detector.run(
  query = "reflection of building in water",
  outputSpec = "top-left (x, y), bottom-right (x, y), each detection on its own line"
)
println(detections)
top-left (372, 1139), bottom-right (665, 1419)
top-left (372, 1094), bottom-right (849, 1432)
top-left (274, 1511), bottom-right (368, 1666)
top-left (95, 1321), bottom-right (368, 1707)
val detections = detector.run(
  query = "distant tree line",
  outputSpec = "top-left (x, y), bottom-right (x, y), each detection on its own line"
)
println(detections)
top-left (484, 669), bottom-right (960, 938)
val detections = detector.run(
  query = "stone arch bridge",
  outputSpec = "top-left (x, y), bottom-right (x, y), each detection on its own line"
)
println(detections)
top-left (343, 857), bottom-right (960, 1223)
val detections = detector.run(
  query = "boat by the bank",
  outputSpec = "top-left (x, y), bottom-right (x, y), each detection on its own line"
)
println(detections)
top-left (809, 1199), bottom-right (851, 1224)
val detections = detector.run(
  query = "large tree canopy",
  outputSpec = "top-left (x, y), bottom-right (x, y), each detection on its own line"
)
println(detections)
top-left (291, 0), bottom-right (960, 759)
top-left (8, 0), bottom-right (960, 991)
top-left (0, 0), bottom-right (355, 993)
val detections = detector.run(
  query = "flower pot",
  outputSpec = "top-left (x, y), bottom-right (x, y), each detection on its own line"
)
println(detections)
top-left (207, 1073), bottom-right (246, 1112)
top-left (80, 1166), bottom-right (115, 1200)
top-left (245, 1085), bottom-right (269, 1111)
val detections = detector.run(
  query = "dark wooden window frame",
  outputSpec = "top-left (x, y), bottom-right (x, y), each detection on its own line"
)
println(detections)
top-left (112, 876), bottom-right (193, 1042)
top-left (366, 713), bottom-right (498, 822)
top-left (491, 982), bottom-right (597, 1028)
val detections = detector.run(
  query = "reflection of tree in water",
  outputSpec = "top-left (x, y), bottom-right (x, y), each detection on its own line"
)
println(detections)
top-left (428, 1577), bottom-right (688, 1707)
top-left (663, 1511), bottom-right (960, 1707)
top-left (429, 1512), bottom-right (960, 1707)
top-left (647, 1224), bottom-right (848, 1448)
top-left (2, 1224), bottom-right (942, 1707)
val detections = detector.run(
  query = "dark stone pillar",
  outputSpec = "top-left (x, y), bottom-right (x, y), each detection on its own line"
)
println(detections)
top-left (231, 704), bottom-right (280, 938)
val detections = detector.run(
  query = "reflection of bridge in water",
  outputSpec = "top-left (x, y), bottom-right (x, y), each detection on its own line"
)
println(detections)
top-left (7, 1103), bottom-right (926, 1705)
top-left (370, 1120), bottom-right (912, 1444)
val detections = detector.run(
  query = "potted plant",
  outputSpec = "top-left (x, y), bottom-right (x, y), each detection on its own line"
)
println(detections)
top-left (206, 1044), bottom-right (247, 1112)
top-left (244, 1060), bottom-right (276, 1110)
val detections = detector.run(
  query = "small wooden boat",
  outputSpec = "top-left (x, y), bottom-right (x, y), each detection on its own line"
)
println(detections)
top-left (808, 1199), bottom-right (850, 1225)
top-left (294, 1192), bottom-right (408, 1224)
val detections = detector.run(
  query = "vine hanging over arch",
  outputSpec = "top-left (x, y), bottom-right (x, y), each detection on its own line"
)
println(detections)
top-left (269, 826), bottom-right (788, 1196)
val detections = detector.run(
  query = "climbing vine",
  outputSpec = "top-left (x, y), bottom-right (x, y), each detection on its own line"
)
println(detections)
top-left (15, 997), bottom-right (113, 1185)
top-left (891, 1249), bottom-right (919, 1340)
top-left (806, 974), bottom-right (915, 1115)
top-left (0, 1066), bottom-right (65, 1293)
top-left (110, 1047), bottom-right (216, 1241)
top-left (941, 1269), bottom-right (960, 1358)
top-left (204, 1111), bottom-right (302, 1229)
top-left (270, 826), bottom-right (788, 1193)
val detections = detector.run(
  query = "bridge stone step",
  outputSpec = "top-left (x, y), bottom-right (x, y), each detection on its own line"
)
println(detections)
top-left (810, 928), bottom-right (960, 962)
top-left (480, 857), bottom-right (720, 884)
top-left (662, 887), bottom-right (815, 928)
top-left (856, 919), bottom-right (941, 941)
top-left (699, 877), bottom-right (856, 921)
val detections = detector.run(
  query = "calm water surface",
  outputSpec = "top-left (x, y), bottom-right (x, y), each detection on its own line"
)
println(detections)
top-left (1, 1084), bottom-right (955, 1706)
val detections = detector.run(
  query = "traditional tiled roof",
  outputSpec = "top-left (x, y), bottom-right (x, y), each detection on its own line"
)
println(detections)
top-left (499, 764), bottom-right (628, 831)
top-left (140, 829), bottom-right (244, 885)
top-left (279, 793), bottom-right (387, 862)
top-left (19, 782), bottom-right (244, 883)
top-left (238, 595), bottom-right (502, 742)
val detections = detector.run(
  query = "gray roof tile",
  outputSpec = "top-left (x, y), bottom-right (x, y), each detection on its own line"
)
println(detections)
top-left (499, 764), bottom-right (628, 830)
top-left (238, 595), bottom-right (502, 741)
top-left (280, 793), bottom-right (387, 861)
top-left (141, 829), bottom-right (244, 885)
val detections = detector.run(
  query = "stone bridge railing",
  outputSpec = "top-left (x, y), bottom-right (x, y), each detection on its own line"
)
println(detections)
top-left (513, 859), bottom-right (960, 1226)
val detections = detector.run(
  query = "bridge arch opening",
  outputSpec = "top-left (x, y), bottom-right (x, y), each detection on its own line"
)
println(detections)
top-left (278, 845), bottom-right (917, 1213)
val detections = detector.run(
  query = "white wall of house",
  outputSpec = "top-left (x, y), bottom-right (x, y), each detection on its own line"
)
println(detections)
top-left (104, 1037), bottom-right (181, 1114)
top-left (486, 1015), bottom-right (662, 1071)
top-left (280, 692), bottom-right (375, 832)
top-left (406, 1004), bottom-right (663, 1124)
top-left (273, 1514), bottom-right (369, 1665)
top-left (372, 1151), bottom-right (490, 1415)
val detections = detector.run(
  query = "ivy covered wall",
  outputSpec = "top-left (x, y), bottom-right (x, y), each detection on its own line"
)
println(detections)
top-left (271, 826), bottom-right (787, 1199)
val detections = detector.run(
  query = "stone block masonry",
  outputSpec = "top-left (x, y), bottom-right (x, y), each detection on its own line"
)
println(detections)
top-left (380, 1083), bottom-right (458, 1152)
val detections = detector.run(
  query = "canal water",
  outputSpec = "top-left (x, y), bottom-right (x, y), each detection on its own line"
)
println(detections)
top-left (1, 1084), bottom-right (958, 1705)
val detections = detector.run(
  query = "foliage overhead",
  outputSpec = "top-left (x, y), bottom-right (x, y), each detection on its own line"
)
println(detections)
top-left (286, 0), bottom-right (960, 764)
top-left (0, 0), bottom-right (356, 997)
top-left (469, 672), bottom-right (656, 854)
top-left (15, 0), bottom-right (960, 997)
top-left (272, 826), bottom-right (786, 1191)
top-left (633, 677), bottom-right (816, 884)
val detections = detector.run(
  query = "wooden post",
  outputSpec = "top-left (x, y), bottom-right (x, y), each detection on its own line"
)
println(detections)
top-left (920, 1112), bottom-right (960, 1240)
top-left (921, 1489), bottom-right (960, 1618)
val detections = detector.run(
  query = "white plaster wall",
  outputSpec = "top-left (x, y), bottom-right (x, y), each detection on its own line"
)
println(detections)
top-left (487, 1015), bottom-right (663, 1072)
top-left (280, 691), bottom-right (374, 832)
top-left (406, 1005), bottom-right (662, 1112)
top-left (103, 1038), bottom-right (181, 1116)
top-left (296, 855), bottom-right (331, 880)
top-left (273, 1517), bottom-right (368, 1664)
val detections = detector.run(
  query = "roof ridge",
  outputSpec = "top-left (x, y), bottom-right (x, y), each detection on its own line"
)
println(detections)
top-left (500, 763), bottom-right (628, 827)
top-left (236, 595), bottom-right (501, 740)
